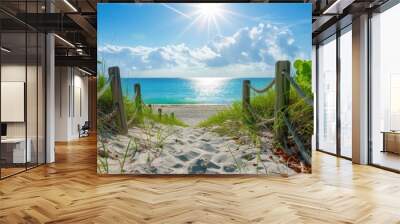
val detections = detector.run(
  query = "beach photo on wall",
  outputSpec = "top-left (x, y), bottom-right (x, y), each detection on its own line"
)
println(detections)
top-left (97, 3), bottom-right (312, 175)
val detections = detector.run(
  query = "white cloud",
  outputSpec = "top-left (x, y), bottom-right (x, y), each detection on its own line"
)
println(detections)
top-left (98, 22), bottom-right (309, 77)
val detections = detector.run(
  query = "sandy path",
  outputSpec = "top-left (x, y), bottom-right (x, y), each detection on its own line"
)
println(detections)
top-left (152, 104), bottom-right (229, 126)
top-left (100, 124), bottom-right (295, 175)
top-left (98, 105), bottom-right (297, 175)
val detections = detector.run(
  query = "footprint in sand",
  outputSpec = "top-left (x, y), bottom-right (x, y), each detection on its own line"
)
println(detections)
top-left (103, 104), bottom-right (297, 175)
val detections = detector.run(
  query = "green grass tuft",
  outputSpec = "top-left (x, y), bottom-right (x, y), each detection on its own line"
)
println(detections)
top-left (142, 106), bottom-right (187, 127)
top-left (199, 59), bottom-right (313, 147)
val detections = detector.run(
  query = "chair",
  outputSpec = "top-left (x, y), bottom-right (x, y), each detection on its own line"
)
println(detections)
top-left (78, 121), bottom-right (90, 138)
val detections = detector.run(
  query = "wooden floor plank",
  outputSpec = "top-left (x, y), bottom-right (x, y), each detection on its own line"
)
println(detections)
top-left (0, 135), bottom-right (399, 223)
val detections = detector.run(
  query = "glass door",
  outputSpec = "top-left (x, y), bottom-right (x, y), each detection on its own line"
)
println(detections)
top-left (339, 26), bottom-right (352, 158)
top-left (1, 30), bottom-right (28, 178)
top-left (370, 3), bottom-right (400, 171)
top-left (317, 35), bottom-right (337, 154)
top-left (0, 1), bottom-right (47, 179)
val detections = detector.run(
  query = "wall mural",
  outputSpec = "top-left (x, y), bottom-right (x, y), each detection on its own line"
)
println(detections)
top-left (97, 3), bottom-right (312, 175)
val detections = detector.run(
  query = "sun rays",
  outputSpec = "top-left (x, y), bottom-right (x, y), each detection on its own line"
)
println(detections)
top-left (162, 3), bottom-right (233, 42)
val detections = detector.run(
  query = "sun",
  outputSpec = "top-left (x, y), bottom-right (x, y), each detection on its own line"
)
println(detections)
top-left (197, 3), bottom-right (223, 18)
top-left (177, 3), bottom-right (228, 41)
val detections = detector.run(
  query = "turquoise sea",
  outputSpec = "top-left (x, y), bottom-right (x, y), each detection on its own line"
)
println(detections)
top-left (121, 77), bottom-right (273, 104)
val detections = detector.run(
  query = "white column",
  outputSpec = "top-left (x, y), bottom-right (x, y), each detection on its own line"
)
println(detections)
top-left (352, 14), bottom-right (369, 164)
top-left (45, 0), bottom-right (56, 163)
top-left (46, 32), bottom-right (55, 163)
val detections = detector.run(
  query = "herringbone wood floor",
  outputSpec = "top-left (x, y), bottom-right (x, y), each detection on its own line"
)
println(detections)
top-left (1, 135), bottom-right (400, 224)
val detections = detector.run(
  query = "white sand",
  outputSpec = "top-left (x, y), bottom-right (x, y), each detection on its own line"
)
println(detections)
top-left (98, 105), bottom-right (297, 175)
top-left (100, 124), bottom-right (295, 175)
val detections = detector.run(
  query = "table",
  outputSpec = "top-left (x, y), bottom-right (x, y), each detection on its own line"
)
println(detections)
top-left (1, 138), bottom-right (31, 164)
top-left (381, 131), bottom-right (400, 154)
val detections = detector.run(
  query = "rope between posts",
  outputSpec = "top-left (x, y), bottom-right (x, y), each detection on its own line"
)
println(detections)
top-left (127, 107), bottom-right (140, 126)
top-left (240, 62), bottom-right (312, 166)
top-left (282, 114), bottom-right (311, 165)
top-left (249, 79), bottom-right (275, 94)
top-left (282, 72), bottom-right (313, 107)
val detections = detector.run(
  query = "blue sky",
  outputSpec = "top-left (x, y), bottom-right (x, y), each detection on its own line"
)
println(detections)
top-left (98, 3), bottom-right (311, 77)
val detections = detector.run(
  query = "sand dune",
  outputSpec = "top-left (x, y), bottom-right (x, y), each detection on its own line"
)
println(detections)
top-left (98, 105), bottom-right (296, 175)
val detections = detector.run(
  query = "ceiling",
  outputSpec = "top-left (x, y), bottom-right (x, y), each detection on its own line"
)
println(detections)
top-left (0, 0), bottom-right (97, 74)
top-left (311, 0), bottom-right (390, 43)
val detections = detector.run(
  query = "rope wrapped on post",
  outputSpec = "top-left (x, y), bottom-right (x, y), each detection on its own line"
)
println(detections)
top-left (282, 72), bottom-right (313, 107)
top-left (127, 85), bottom-right (147, 126)
top-left (97, 76), bottom-right (112, 100)
top-left (249, 79), bottom-right (275, 93)
top-left (282, 114), bottom-right (311, 165)
top-left (126, 105), bottom-right (141, 126)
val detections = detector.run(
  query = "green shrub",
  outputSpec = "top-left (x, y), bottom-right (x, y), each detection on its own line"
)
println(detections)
top-left (200, 59), bottom-right (313, 148)
top-left (293, 59), bottom-right (312, 96)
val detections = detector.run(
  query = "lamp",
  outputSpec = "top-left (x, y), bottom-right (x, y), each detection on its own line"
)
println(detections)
top-left (322, 0), bottom-right (354, 15)
top-left (63, 0), bottom-right (78, 12)
top-left (1, 47), bottom-right (11, 53)
top-left (54, 34), bottom-right (75, 48)
top-left (78, 67), bottom-right (92, 76)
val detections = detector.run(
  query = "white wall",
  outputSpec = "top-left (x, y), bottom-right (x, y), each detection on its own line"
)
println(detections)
top-left (1, 65), bottom-right (26, 138)
top-left (70, 72), bottom-right (89, 138)
top-left (1, 65), bottom-right (41, 137)
top-left (55, 67), bottom-right (70, 141)
top-left (55, 67), bottom-right (89, 141)
top-left (1, 63), bottom-right (46, 164)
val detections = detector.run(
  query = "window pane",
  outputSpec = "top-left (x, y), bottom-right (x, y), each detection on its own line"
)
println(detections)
top-left (318, 36), bottom-right (337, 154)
top-left (340, 28), bottom-right (352, 158)
top-left (371, 3), bottom-right (400, 171)
top-left (1, 31), bottom-right (27, 177)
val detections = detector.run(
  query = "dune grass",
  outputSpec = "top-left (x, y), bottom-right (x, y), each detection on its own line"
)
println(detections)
top-left (97, 75), bottom-right (187, 129)
top-left (198, 91), bottom-right (276, 141)
top-left (141, 106), bottom-right (187, 127)
top-left (199, 59), bottom-right (313, 147)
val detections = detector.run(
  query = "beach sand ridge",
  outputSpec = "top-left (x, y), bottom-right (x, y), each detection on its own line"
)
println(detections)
top-left (99, 105), bottom-right (296, 175)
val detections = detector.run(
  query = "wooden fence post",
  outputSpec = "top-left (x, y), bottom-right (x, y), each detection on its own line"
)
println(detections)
top-left (275, 61), bottom-right (290, 141)
top-left (109, 66), bottom-right (128, 134)
top-left (134, 83), bottom-right (143, 118)
top-left (158, 108), bottom-right (162, 119)
top-left (242, 80), bottom-right (250, 115)
top-left (134, 83), bottom-right (141, 101)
